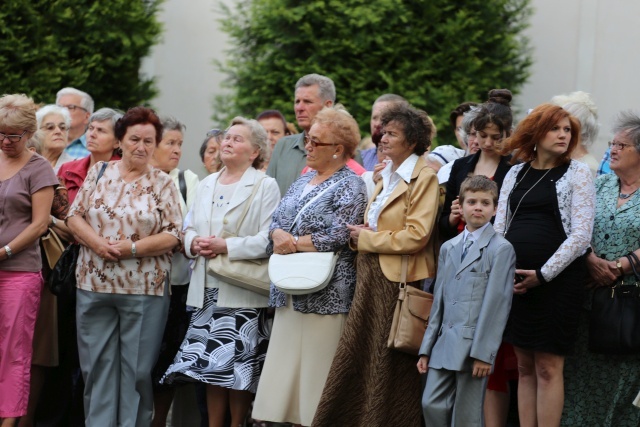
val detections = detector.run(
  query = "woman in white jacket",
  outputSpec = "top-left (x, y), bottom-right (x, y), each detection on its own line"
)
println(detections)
top-left (162, 117), bottom-right (280, 427)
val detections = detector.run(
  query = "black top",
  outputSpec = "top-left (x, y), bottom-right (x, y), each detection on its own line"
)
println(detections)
top-left (439, 151), bottom-right (513, 240)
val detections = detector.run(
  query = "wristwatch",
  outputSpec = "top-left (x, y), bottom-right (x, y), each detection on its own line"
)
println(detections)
top-left (616, 259), bottom-right (624, 277)
top-left (293, 236), bottom-right (299, 244)
top-left (131, 243), bottom-right (137, 257)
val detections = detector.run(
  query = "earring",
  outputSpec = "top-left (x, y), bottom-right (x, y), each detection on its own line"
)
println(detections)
top-left (332, 154), bottom-right (338, 159)
top-left (533, 145), bottom-right (537, 152)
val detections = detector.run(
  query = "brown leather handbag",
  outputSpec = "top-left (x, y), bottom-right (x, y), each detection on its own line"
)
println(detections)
top-left (387, 255), bottom-right (434, 355)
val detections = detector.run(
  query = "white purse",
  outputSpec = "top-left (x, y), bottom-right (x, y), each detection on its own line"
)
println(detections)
top-left (269, 252), bottom-right (339, 295)
top-left (268, 177), bottom-right (347, 295)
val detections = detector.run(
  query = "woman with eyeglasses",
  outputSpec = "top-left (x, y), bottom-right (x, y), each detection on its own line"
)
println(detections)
top-left (162, 117), bottom-right (280, 427)
top-left (494, 104), bottom-right (594, 427)
top-left (36, 105), bottom-right (75, 173)
top-left (0, 94), bottom-right (58, 427)
top-left (200, 129), bottom-right (224, 174)
top-left (252, 107), bottom-right (367, 427)
top-left (562, 112), bottom-right (640, 427)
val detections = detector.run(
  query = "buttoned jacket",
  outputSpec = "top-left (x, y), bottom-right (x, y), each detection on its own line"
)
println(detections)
top-left (419, 224), bottom-right (515, 371)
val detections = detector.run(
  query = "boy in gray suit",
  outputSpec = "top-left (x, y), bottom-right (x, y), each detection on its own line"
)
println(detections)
top-left (417, 175), bottom-right (516, 426)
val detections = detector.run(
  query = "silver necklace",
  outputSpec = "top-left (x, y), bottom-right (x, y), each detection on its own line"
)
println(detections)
top-left (504, 164), bottom-right (553, 234)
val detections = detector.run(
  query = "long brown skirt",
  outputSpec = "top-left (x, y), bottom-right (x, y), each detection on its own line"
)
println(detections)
top-left (312, 253), bottom-right (423, 427)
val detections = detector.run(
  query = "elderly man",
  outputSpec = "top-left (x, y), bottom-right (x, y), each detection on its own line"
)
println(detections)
top-left (56, 87), bottom-right (94, 159)
top-left (360, 94), bottom-right (408, 171)
top-left (266, 74), bottom-right (335, 195)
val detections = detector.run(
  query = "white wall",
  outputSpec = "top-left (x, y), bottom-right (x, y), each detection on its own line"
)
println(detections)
top-left (516, 0), bottom-right (640, 160)
top-left (146, 0), bottom-right (640, 177)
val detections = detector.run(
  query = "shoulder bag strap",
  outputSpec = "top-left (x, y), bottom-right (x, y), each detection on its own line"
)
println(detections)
top-left (288, 177), bottom-right (348, 233)
top-left (96, 162), bottom-right (108, 183)
top-left (178, 170), bottom-right (187, 203)
top-left (233, 176), bottom-right (266, 235)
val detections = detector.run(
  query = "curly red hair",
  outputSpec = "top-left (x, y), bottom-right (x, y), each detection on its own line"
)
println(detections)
top-left (503, 103), bottom-right (581, 165)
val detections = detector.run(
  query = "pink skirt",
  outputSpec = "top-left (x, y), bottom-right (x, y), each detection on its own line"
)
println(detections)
top-left (0, 271), bottom-right (42, 418)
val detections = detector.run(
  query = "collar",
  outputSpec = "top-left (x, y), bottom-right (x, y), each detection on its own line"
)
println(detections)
top-left (381, 153), bottom-right (419, 184)
top-left (462, 221), bottom-right (491, 243)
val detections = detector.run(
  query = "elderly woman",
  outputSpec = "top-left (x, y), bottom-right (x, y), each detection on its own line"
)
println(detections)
top-left (199, 129), bottom-right (223, 174)
top-left (162, 117), bottom-right (280, 427)
top-left (494, 104), bottom-right (594, 427)
top-left (0, 94), bottom-right (58, 426)
top-left (252, 107), bottom-right (367, 426)
top-left (58, 108), bottom-right (123, 205)
top-left (551, 91), bottom-right (600, 176)
top-left (148, 116), bottom-right (200, 427)
top-left (36, 105), bottom-right (75, 173)
top-left (562, 111), bottom-right (640, 426)
top-left (313, 104), bottom-right (439, 426)
top-left (66, 106), bottom-right (182, 426)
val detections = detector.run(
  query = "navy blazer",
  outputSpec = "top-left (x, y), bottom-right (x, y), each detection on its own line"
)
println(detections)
top-left (439, 152), bottom-right (512, 241)
top-left (419, 224), bottom-right (516, 371)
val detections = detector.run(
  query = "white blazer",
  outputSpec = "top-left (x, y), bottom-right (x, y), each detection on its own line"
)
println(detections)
top-left (185, 167), bottom-right (280, 309)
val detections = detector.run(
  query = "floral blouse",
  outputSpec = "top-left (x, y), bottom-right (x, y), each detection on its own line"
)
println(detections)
top-left (67, 161), bottom-right (183, 296)
top-left (268, 166), bottom-right (367, 314)
top-left (495, 160), bottom-right (595, 282)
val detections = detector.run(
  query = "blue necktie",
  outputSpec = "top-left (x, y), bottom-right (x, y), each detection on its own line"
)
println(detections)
top-left (461, 237), bottom-right (474, 261)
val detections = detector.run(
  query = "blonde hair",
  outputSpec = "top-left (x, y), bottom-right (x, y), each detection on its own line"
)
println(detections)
top-left (0, 94), bottom-right (37, 134)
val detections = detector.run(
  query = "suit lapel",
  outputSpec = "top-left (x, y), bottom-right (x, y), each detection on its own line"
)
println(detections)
top-left (456, 224), bottom-right (495, 274)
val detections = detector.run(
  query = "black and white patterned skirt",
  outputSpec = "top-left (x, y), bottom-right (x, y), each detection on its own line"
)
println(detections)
top-left (161, 288), bottom-right (270, 392)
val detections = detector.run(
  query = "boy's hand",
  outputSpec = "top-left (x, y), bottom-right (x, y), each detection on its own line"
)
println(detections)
top-left (417, 356), bottom-right (429, 374)
top-left (472, 360), bottom-right (492, 378)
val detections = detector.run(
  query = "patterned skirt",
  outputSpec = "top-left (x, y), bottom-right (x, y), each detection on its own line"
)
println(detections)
top-left (161, 288), bottom-right (270, 393)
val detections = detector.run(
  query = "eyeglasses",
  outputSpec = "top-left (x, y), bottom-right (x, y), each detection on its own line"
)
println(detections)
top-left (0, 130), bottom-right (27, 143)
top-left (304, 134), bottom-right (334, 148)
top-left (57, 104), bottom-right (88, 113)
top-left (608, 140), bottom-right (634, 151)
top-left (41, 123), bottom-right (68, 132)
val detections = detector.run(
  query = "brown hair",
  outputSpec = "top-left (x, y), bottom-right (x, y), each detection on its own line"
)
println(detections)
top-left (115, 106), bottom-right (163, 144)
top-left (459, 175), bottom-right (499, 206)
top-left (503, 103), bottom-right (581, 165)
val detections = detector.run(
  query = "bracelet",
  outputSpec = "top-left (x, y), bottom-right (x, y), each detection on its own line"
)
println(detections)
top-left (4, 245), bottom-right (13, 258)
top-left (131, 243), bottom-right (137, 257)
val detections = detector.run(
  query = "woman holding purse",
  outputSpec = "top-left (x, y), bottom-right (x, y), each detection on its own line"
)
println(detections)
top-left (162, 117), bottom-right (280, 427)
top-left (252, 106), bottom-right (367, 427)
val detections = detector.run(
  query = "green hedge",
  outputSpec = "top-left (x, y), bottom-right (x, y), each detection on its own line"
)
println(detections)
top-left (0, 0), bottom-right (162, 108)
top-left (215, 0), bottom-right (532, 146)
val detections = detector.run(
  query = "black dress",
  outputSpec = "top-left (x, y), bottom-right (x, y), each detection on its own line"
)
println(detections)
top-left (504, 165), bottom-right (586, 355)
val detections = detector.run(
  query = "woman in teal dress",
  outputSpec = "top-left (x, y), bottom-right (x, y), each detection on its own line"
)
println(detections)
top-left (562, 111), bottom-right (640, 426)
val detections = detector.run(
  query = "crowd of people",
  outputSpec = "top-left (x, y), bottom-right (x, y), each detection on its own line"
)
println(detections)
top-left (0, 73), bottom-right (639, 427)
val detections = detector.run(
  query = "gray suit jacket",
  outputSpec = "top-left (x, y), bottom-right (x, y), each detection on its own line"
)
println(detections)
top-left (419, 223), bottom-right (515, 371)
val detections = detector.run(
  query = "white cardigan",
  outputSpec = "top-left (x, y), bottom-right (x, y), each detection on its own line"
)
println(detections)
top-left (184, 167), bottom-right (280, 308)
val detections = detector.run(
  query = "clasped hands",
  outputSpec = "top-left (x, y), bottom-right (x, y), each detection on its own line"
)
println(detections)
top-left (271, 229), bottom-right (297, 255)
top-left (191, 235), bottom-right (227, 259)
top-left (347, 223), bottom-right (372, 246)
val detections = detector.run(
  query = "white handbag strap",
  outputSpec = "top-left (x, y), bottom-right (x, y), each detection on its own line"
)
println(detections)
top-left (288, 177), bottom-right (348, 233)
top-left (233, 176), bottom-right (266, 235)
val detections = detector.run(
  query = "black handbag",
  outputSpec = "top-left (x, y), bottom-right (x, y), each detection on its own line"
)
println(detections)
top-left (48, 243), bottom-right (80, 298)
top-left (588, 252), bottom-right (640, 354)
top-left (47, 162), bottom-right (108, 299)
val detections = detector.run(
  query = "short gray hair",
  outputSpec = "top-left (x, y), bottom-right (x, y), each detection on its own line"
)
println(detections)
top-left (90, 108), bottom-right (123, 130)
top-left (551, 91), bottom-right (599, 147)
top-left (161, 116), bottom-right (186, 137)
top-left (295, 74), bottom-right (336, 103)
top-left (36, 104), bottom-right (72, 129)
top-left (228, 116), bottom-right (269, 169)
top-left (374, 93), bottom-right (408, 106)
top-left (458, 105), bottom-right (483, 146)
top-left (56, 87), bottom-right (94, 114)
top-left (612, 111), bottom-right (640, 153)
